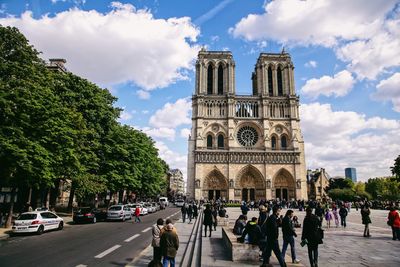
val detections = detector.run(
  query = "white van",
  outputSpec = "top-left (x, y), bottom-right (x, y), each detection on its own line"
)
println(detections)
top-left (159, 197), bottom-right (168, 209)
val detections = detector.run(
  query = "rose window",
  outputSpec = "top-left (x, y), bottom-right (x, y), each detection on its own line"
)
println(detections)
top-left (237, 126), bottom-right (258, 147)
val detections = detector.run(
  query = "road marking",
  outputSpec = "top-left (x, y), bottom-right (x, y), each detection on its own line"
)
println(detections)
top-left (142, 227), bottom-right (151, 233)
top-left (124, 234), bottom-right (140, 242)
top-left (94, 245), bottom-right (121, 258)
top-left (75, 265), bottom-right (87, 267)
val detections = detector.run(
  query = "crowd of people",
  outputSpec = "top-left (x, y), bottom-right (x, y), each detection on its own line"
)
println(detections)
top-left (231, 199), bottom-right (400, 267)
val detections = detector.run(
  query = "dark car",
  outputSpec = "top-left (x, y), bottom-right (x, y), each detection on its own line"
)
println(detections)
top-left (73, 207), bottom-right (105, 224)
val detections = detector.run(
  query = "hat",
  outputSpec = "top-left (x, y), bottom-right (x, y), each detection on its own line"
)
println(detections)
top-left (259, 205), bottom-right (266, 211)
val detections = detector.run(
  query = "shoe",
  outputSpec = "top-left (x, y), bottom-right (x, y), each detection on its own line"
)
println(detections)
top-left (293, 259), bottom-right (300, 263)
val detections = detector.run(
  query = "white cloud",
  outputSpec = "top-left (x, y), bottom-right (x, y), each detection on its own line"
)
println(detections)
top-left (210, 35), bottom-right (220, 43)
top-left (304, 60), bottom-right (317, 68)
top-left (180, 128), bottom-right (191, 139)
top-left (300, 103), bottom-right (400, 180)
top-left (155, 141), bottom-right (187, 181)
top-left (0, 2), bottom-right (200, 90)
top-left (142, 110), bottom-right (149, 114)
top-left (137, 90), bottom-right (150, 100)
top-left (230, 0), bottom-right (399, 80)
top-left (119, 109), bottom-right (134, 121)
top-left (141, 127), bottom-right (176, 141)
top-left (230, 0), bottom-right (395, 47)
top-left (194, 0), bottom-right (234, 25)
top-left (336, 19), bottom-right (400, 80)
top-left (301, 70), bottom-right (355, 99)
top-left (372, 72), bottom-right (400, 112)
top-left (149, 98), bottom-right (191, 128)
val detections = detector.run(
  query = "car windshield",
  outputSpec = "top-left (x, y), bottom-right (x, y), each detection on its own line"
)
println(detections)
top-left (109, 206), bottom-right (122, 211)
top-left (18, 214), bottom-right (37, 220)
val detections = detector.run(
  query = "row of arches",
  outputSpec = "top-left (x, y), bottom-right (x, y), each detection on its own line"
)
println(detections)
top-left (206, 133), bottom-right (225, 149)
top-left (271, 134), bottom-right (289, 150)
top-left (200, 166), bottom-right (296, 201)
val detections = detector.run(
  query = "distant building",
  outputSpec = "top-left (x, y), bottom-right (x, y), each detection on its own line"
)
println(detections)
top-left (307, 168), bottom-right (330, 200)
top-left (345, 168), bottom-right (357, 182)
top-left (167, 169), bottom-right (185, 196)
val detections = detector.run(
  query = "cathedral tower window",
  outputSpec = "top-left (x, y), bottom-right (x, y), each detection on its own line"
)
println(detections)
top-left (268, 66), bottom-right (273, 95)
top-left (207, 65), bottom-right (213, 94)
top-left (207, 134), bottom-right (213, 149)
top-left (217, 64), bottom-right (223, 95)
top-left (271, 136), bottom-right (277, 150)
top-left (277, 66), bottom-right (283, 96)
top-left (217, 134), bottom-right (224, 149)
top-left (281, 135), bottom-right (287, 150)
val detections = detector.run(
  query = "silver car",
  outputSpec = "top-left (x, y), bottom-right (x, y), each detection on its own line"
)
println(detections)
top-left (107, 205), bottom-right (132, 221)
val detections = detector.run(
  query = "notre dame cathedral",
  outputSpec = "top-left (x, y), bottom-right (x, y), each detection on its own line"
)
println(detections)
top-left (187, 49), bottom-right (308, 201)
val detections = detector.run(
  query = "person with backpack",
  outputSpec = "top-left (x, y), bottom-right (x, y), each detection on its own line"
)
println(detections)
top-left (302, 207), bottom-right (323, 267)
top-left (151, 218), bottom-right (164, 264)
top-left (388, 206), bottom-right (400, 240)
top-left (160, 220), bottom-right (179, 267)
top-left (239, 217), bottom-right (262, 245)
top-left (339, 204), bottom-right (348, 228)
top-left (281, 210), bottom-right (301, 264)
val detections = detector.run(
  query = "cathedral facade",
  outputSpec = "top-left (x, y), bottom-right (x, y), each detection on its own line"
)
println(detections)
top-left (187, 50), bottom-right (308, 201)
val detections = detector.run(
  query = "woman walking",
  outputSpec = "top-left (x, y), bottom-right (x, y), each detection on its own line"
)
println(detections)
top-left (332, 207), bottom-right (339, 227)
top-left (325, 208), bottom-right (332, 228)
top-left (361, 204), bottom-right (371, 237)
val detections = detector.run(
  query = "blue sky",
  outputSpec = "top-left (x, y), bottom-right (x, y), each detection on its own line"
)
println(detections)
top-left (1, 0), bottom-right (400, 182)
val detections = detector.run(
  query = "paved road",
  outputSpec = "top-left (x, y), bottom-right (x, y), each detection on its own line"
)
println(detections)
top-left (0, 207), bottom-right (181, 267)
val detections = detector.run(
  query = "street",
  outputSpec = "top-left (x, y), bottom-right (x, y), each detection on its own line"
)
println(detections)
top-left (0, 207), bottom-right (180, 267)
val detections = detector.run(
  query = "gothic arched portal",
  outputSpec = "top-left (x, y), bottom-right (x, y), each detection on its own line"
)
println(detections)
top-left (202, 169), bottom-right (228, 200)
top-left (236, 165), bottom-right (265, 202)
top-left (272, 168), bottom-right (296, 200)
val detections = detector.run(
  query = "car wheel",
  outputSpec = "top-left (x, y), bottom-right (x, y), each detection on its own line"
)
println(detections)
top-left (58, 221), bottom-right (64, 230)
top-left (93, 217), bottom-right (97, 224)
top-left (37, 225), bottom-right (44, 235)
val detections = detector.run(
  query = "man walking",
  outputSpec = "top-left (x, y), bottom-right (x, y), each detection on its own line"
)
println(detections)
top-left (134, 206), bottom-right (141, 223)
top-left (160, 220), bottom-right (179, 267)
top-left (187, 204), bottom-right (193, 223)
top-left (181, 203), bottom-right (187, 223)
top-left (261, 206), bottom-right (287, 267)
top-left (302, 207), bottom-right (322, 267)
top-left (388, 206), bottom-right (400, 240)
top-left (339, 204), bottom-right (348, 228)
top-left (281, 210), bottom-right (300, 264)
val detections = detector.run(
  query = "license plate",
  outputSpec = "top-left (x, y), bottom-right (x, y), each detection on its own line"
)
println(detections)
top-left (18, 227), bottom-right (28, 230)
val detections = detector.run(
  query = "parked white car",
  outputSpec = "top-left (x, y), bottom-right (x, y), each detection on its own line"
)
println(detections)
top-left (12, 211), bottom-right (64, 235)
top-left (144, 203), bottom-right (154, 213)
top-left (107, 205), bottom-right (132, 221)
top-left (127, 203), bottom-right (148, 216)
top-left (159, 197), bottom-right (168, 209)
top-left (175, 199), bottom-right (185, 207)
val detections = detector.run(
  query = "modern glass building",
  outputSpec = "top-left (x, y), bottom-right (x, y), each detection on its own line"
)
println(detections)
top-left (345, 168), bottom-right (357, 182)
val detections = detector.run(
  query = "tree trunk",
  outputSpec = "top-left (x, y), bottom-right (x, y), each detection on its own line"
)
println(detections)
top-left (45, 188), bottom-right (50, 209)
top-left (67, 181), bottom-right (76, 212)
top-left (5, 188), bottom-right (16, 228)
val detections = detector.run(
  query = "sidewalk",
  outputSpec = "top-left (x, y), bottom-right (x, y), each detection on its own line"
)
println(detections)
top-left (127, 214), bottom-right (197, 267)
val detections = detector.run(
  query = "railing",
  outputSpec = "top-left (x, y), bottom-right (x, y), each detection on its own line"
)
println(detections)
top-left (194, 150), bottom-right (300, 164)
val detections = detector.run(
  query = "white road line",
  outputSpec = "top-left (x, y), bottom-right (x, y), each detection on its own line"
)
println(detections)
top-left (124, 234), bottom-right (140, 242)
top-left (75, 265), bottom-right (87, 267)
top-left (94, 245), bottom-right (121, 259)
top-left (142, 227), bottom-right (151, 233)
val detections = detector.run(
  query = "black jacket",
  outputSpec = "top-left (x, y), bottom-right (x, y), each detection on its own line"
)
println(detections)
top-left (265, 214), bottom-right (279, 244)
top-left (302, 214), bottom-right (320, 245)
top-left (203, 208), bottom-right (213, 225)
top-left (339, 207), bottom-right (348, 217)
top-left (181, 205), bottom-right (187, 214)
top-left (282, 216), bottom-right (296, 238)
top-left (241, 221), bottom-right (262, 245)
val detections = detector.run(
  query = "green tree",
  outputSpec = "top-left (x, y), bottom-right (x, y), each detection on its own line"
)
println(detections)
top-left (391, 155), bottom-right (400, 182)
top-left (326, 178), bottom-right (354, 191)
top-left (327, 188), bottom-right (356, 201)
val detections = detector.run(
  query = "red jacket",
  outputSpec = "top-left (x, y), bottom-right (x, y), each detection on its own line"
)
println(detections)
top-left (388, 210), bottom-right (400, 228)
top-left (135, 207), bottom-right (141, 216)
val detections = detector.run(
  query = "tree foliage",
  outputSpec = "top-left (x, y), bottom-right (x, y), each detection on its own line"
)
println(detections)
top-left (391, 155), bottom-right (400, 182)
top-left (327, 188), bottom-right (356, 201)
top-left (365, 177), bottom-right (400, 200)
top-left (326, 178), bottom-right (354, 191)
top-left (0, 26), bottom-right (169, 216)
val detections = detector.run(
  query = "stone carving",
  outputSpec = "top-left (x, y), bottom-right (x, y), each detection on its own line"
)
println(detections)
top-left (194, 151), bottom-right (300, 164)
top-left (212, 124), bottom-right (219, 132)
top-left (203, 121), bottom-right (209, 126)
top-left (266, 179), bottom-right (271, 189)
top-left (296, 179), bottom-right (301, 189)
top-left (234, 189), bottom-right (241, 196)
top-left (229, 179), bottom-right (234, 188)
top-left (195, 179), bottom-right (201, 188)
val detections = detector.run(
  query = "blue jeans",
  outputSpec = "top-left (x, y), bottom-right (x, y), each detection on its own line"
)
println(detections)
top-left (163, 256), bottom-right (175, 267)
top-left (281, 235), bottom-right (296, 261)
top-left (135, 215), bottom-right (141, 223)
top-left (263, 239), bottom-right (286, 267)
